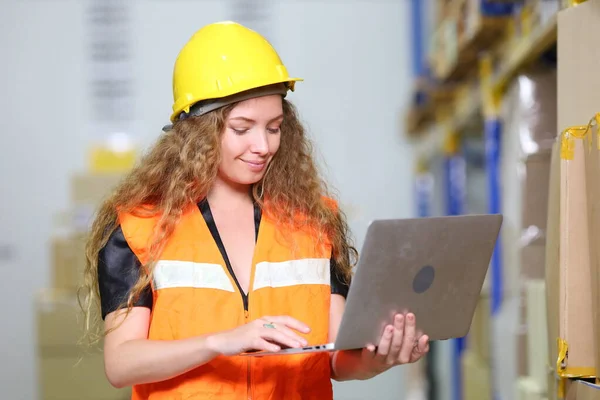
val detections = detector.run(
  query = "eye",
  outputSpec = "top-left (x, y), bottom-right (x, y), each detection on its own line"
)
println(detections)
top-left (267, 127), bottom-right (281, 134)
top-left (231, 128), bottom-right (248, 135)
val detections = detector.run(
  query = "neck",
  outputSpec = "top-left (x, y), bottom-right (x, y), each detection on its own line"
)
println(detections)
top-left (206, 176), bottom-right (253, 208)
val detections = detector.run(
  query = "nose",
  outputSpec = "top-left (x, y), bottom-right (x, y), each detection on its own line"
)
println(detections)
top-left (249, 130), bottom-right (269, 155)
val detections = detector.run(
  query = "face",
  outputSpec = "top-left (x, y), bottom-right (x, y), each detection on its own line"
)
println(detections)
top-left (217, 94), bottom-right (283, 186)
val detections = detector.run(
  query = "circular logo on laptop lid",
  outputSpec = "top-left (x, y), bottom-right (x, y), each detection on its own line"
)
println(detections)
top-left (412, 265), bottom-right (435, 294)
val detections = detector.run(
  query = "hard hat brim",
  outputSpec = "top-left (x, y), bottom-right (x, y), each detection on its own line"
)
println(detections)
top-left (169, 77), bottom-right (303, 123)
top-left (164, 80), bottom-right (302, 131)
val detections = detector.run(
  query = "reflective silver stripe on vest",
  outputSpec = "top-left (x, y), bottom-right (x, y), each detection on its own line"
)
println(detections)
top-left (253, 258), bottom-right (330, 290)
top-left (153, 260), bottom-right (235, 292)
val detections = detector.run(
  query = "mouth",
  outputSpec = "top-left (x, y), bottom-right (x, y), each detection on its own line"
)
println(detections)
top-left (241, 159), bottom-right (267, 167)
top-left (241, 159), bottom-right (268, 171)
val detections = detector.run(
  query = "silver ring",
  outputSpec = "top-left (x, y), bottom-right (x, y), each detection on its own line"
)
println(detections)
top-left (263, 322), bottom-right (276, 329)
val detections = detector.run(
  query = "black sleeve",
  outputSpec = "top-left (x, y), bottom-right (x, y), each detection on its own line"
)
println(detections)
top-left (330, 255), bottom-right (350, 298)
top-left (98, 225), bottom-right (153, 320)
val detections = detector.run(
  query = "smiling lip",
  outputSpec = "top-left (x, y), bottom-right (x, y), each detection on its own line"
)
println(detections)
top-left (241, 159), bottom-right (267, 171)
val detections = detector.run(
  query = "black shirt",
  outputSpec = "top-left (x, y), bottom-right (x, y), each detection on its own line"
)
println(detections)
top-left (98, 200), bottom-right (350, 319)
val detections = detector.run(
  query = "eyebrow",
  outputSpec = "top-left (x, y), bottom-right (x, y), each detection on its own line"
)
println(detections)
top-left (229, 114), bottom-right (284, 123)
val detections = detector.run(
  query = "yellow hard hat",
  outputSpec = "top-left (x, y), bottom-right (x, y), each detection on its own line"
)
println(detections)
top-left (170, 21), bottom-right (303, 123)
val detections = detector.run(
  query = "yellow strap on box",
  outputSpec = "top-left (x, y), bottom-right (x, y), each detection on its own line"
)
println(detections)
top-left (556, 338), bottom-right (597, 386)
top-left (560, 113), bottom-right (600, 159)
top-left (560, 125), bottom-right (590, 160)
top-left (595, 113), bottom-right (600, 150)
top-left (556, 338), bottom-right (597, 376)
top-left (557, 338), bottom-right (568, 373)
top-left (558, 375), bottom-right (566, 399)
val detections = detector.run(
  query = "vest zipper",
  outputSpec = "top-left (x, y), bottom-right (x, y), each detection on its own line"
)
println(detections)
top-left (245, 310), bottom-right (252, 400)
top-left (198, 199), bottom-right (257, 398)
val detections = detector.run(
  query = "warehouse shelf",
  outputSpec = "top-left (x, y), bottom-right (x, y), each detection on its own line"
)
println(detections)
top-left (406, 14), bottom-right (559, 159)
top-left (491, 14), bottom-right (557, 93)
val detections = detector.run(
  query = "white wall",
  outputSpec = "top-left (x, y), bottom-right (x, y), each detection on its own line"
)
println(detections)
top-left (0, 1), bottom-right (415, 399)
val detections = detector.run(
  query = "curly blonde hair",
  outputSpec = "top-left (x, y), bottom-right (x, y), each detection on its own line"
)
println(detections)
top-left (78, 99), bottom-right (358, 343)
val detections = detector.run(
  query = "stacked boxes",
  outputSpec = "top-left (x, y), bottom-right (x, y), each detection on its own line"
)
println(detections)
top-left (546, 1), bottom-right (600, 398)
top-left (37, 172), bottom-right (129, 400)
top-left (36, 290), bottom-right (130, 400)
top-left (567, 381), bottom-right (600, 400)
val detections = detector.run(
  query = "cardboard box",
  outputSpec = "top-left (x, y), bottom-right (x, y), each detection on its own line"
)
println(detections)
top-left (71, 173), bottom-right (124, 207)
top-left (462, 351), bottom-right (491, 400)
top-left (567, 381), bottom-right (600, 400)
top-left (70, 173), bottom-right (124, 232)
top-left (50, 233), bottom-right (87, 290)
top-left (584, 115), bottom-right (600, 380)
top-left (549, 0), bottom-right (600, 379)
top-left (503, 68), bottom-right (557, 157)
top-left (36, 289), bottom-right (101, 353)
top-left (39, 354), bottom-right (130, 400)
top-left (36, 290), bottom-right (129, 399)
top-left (546, 140), bottom-right (561, 371)
top-left (557, 132), bottom-right (593, 375)
top-left (467, 294), bottom-right (491, 363)
top-left (545, 136), bottom-right (596, 378)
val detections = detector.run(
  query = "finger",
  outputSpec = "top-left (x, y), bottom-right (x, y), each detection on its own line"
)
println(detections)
top-left (261, 328), bottom-right (305, 349)
top-left (385, 314), bottom-right (405, 365)
top-left (398, 313), bottom-right (417, 364)
top-left (267, 324), bottom-right (309, 347)
top-left (417, 335), bottom-right (429, 353)
top-left (252, 338), bottom-right (281, 353)
top-left (376, 325), bottom-right (394, 360)
top-left (266, 316), bottom-right (311, 334)
top-left (410, 335), bottom-right (430, 363)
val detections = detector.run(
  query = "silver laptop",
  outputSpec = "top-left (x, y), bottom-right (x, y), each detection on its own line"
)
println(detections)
top-left (243, 213), bottom-right (503, 357)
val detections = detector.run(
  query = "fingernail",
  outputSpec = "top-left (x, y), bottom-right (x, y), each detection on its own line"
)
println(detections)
top-left (408, 314), bottom-right (414, 321)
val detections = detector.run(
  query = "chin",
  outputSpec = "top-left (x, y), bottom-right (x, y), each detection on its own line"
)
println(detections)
top-left (229, 171), bottom-right (266, 186)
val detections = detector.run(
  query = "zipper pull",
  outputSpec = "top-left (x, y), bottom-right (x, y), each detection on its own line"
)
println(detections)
top-left (244, 310), bottom-right (249, 320)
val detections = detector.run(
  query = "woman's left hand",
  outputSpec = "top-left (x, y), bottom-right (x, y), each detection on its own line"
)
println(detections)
top-left (360, 312), bottom-right (429, 375)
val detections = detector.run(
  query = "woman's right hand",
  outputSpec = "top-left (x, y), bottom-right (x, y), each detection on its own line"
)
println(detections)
top-left (207, 315), bottom-right (311, 356)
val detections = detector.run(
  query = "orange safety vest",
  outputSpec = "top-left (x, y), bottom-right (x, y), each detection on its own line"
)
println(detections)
top-left (118, 200), bottom-right (334, 400)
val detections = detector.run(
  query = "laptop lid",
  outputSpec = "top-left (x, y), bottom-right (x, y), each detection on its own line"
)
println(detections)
top-left (333, 214), bottom-right (502, 351)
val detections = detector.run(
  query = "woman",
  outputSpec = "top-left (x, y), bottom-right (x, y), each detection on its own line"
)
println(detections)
top-left (80, 21), bottom-right (429, 400)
